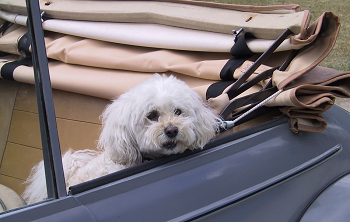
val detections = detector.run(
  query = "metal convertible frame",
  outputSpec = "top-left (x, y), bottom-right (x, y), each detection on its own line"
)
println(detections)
top-left (25, 0), bottom-right (66, 200)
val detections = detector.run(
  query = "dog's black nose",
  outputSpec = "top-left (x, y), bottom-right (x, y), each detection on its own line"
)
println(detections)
top-left (164, 125), bottom-right (178, 138)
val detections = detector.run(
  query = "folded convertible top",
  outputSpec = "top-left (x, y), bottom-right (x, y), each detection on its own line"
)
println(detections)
top-left (0, 0), bottom-right (348, 133)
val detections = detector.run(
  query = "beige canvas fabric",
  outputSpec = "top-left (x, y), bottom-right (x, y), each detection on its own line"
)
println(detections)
top-left (284, 66), bottom-right (350, 90)
top-left (272, 12), bottom-right (341, 89)
top-left (0, 26), bottom-right (288, 82)
top-left (288, 113), bottom-right (327, 133)
top-left (0, 0), bottom-right (302, 15)
top-left (43, 32), bottom-right (229, 80)
top-left (269, 87), bottom-right (335, 133)
top-left (0, 2), bottom-right (345, 133)
top-left (0, 18), bottom-right (333, 82)
top-left (268, 66), bottom-right (350, 109)
top-left (0, 0), bottom-right (305, 40)
top-left (0, 24), bottom-right (27, 55)
top-left (0, 57), bottom-right (217, 101)
top-left (0, 10), bottom-right (310, 53)
top-left (267, 87), bottom-right (335, 110)
top-left (266, 66), bottom-right (350, 132)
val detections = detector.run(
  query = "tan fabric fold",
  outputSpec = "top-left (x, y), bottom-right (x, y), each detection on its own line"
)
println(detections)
top-left (207, 82), bottom-right (263, 115)
top-left (288, 114), bottom-right (327, 133)
top-left (266, 86), bottom-right (336, 112)
top-left (0, 58), bottom-right (216, 101)
top-left (0, 0), bottom-right (305, 39)
top-left (289, 88), bottom-right (335, 111)
top-left (0, 0), bottom-right (302, 15)
top-left (0, 25), bottom-right (231, 80)
top-left (267, 67), bottom-right (350, 111)
top-left (44, 32), bottom-right (229, 80)
top-left (207, 93), bottom-right (230, 115)
top-left (280, 105), bottom-right (333, 116)
top-left (272, 12), bottom-right (341, 89)
top-left (266, 66), bottom-right (350, 133)
top-left (284, 66), bottom-right (350, 91)
top-left (233, 60), bottom-right (272, 87)
top-left (0, 24), bottom-right (26, 55)
top-left (0, 13), bottom-right (334, 83)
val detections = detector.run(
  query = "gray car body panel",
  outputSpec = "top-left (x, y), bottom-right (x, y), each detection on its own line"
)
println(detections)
top-left (1, 105), bottom-right (350, 221)
top-left (300, 174), bottom-right (350, 222)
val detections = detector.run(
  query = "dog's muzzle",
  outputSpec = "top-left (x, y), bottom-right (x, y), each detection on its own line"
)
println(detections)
top-left (164, 125), bottom-right (178, 138)
top-left (162, 125), bottom-right (178, 149)
top-left (162, 140), bottom-right (177, 149)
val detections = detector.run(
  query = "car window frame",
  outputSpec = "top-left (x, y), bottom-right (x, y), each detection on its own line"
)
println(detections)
top-left (26, 0), bottom-right (66, 201)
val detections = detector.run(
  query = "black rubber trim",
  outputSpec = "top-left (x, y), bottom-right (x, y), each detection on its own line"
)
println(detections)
top-left (220, 56), bottom-right (249, 80)
top-left (0, 21), bottom-right (11, 35)
top-left (230, 32), bottom-right (256, 57)
top-left (220, 32), bottom-right (256, 81)
top-left (18, 32), bottom-right (32, 57)
top-left (0, 198), bottom-right (7, 211)
top-left (206, 80), bottom-right (235, 100)
top-left (0, 52), bottom-right (10, 57)
top-left (0, 59), bottom-right (32, 80)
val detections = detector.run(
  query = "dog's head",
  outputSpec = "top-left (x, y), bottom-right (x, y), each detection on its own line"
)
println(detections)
top-left (98, 74), bottom-right (221, 166)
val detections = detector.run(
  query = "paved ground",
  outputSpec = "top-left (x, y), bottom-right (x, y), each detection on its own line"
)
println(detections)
top-left (336, 98), bottom-right (350, 112)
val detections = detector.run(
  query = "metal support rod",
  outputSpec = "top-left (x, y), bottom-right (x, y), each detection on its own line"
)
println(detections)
top-left (226, 28), bottom-right (293, 100)
top-left (26, 0), bottom-right (66, 199)
top-left (223, 89), bottom-right (283, 130)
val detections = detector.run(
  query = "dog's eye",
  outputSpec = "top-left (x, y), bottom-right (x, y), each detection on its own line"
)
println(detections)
top-left (147, 110), bottom-right (159, 121)
top-left (174, 108), bottom-right (182, 116)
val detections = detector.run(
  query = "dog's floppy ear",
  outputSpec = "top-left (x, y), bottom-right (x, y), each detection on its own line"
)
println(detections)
top-left (98, 95), bottom-right (142, 167)
top-left (188, 90), bottom-right (222, 149)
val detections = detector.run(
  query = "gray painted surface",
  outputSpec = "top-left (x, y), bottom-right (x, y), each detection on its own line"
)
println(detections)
top-left (300, 174), bottom-right (350, 222)
top-left (1, 105), bottom-right (350, 221)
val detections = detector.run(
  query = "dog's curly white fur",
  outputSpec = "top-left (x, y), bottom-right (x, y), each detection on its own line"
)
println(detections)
top-left (23, 74), bottom-right (221, 204)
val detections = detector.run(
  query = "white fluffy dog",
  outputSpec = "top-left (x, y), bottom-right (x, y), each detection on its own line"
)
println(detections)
top-left (23, 74), bottom-right (221, 204)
